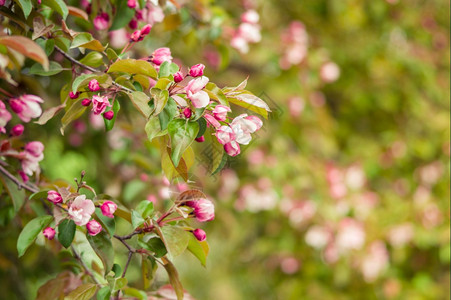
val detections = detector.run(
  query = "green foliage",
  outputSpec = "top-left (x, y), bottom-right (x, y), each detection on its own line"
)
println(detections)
top-left (58, 219), bottom-right (76, 248)
top-left (17, 215), bottom-right (53, 257)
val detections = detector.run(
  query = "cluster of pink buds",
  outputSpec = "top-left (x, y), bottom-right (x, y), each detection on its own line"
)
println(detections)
top-left (130, 24), bottom-right (152, 42)
top-left (79, 79), bottom-right (115, 120)
top-left (279, 21), bottom-right (309, 69)
top-left (93, 12), bottom-right (110, 31)
top-left (43, 190), bottom-right (118, 239)
top-left (231, 10), bottom-right (262, 54)
top-left (8, 94), bottom-right (44, 123)
top-left (128, 2), bottom-right (164, 29)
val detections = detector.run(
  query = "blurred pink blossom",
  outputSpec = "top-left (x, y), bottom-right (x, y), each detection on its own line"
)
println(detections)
top-left (361, 241), bottom-right (389, 282)
top-left (336, 218), bottom-right (365, 252)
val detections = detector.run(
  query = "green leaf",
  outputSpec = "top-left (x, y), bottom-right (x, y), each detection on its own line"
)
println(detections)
top-left (154, 77), bottom-right (173, 90)
top-left (108, 59), bottom-right (157, 79)
top-left (158, 61), bottom-right (179, 78)
top-left (0, 172), bottom-right (25, 212)
top-left (162, 257), bottom-right (184, 300)
top-left (79, 51), bottom-right (104, 68)
top-left (131, 210), bottom-right (145, 229)
top-left (141, 256), bottom-right (157, 290)
top-left (96, 286), bottom-right (111, 300)
top-left (135, 200), bottom-right (154, 219)
top-left (95, 207), bottom-right (115, 236)
top-left (205, 82), bottom-right (228, 105)
top-left (109, 0), bottom-right (134, 31)
top-left (17, 215), bottom-right (53, 257)
top-left (196, 118), bottom-right (207, 138)
top-left (106, 48), bottom-right (119, 61)
top-left (211, 150), bottom-right (227, 175)
top-left (168, 119), bottom-right (199, 167)
top-left (129, 91), bottom-right (152, 118)
top-left (29, 61), bottom-right (64, 76)
top-left (65, 283), bottom-right (97, 300)
top-left (28, 190), bottom-right (49, 202)
top-left (71, 33), bottom-right (105, 51)
top-left (187, 235), bottom-right (209, 267)
top-left (60, 99), bottom-right (87, 134)
top-left (103, 100), bottom-right (120, 132)
top-left (42, 0), bottom-right (68, 19)
top-left (109, 277), bottom-right (127, 292)
top-left (159, 226), bottom-right (190, 259)
top-left (58, 219), bottom-right (76, 248)
top-left (16, 0), bottom-right (33, 19)
top-left (72, 73), bottom-right (97, 93)
top-left (145, 115), bottom-right (166, 143)
top-left (159, 97), bottom-right (177, 131)
top-left (87, 231), bottom-right (115, 275)
top-left (123, 287), bottom-right (147, 300)
top-left (150, 88), bottom-right (169, 116)
top-left (226, 92), bottom-right (271, 119)
top-left (146, 237), bottom-right (167, 258)
top-left (112, 263), bottom-right (122, 277)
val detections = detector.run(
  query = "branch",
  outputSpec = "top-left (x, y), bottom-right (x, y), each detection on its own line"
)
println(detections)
top-left (0, 164), bottom-right (39, 193)
top-left (71, 245), bottom-right (101, 285)
top-left (54, 45), bottom-right (135, 94)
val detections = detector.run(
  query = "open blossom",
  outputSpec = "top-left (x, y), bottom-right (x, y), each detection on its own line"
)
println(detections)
top-left (187, 199), bottom-right (215, 222)
top-left (86, 220), bottom-right (102, 236)
top-left (230, 114), bottom-right (262, 145)
top-left (21, 141), bottom-right (44, 175)
top-left (150, 47), bottom-right (172, 65)
top-left (215, 126), bottom-right (235, 145)
top-left (142, 2), bottom-right (164, 25)
top-left (0, 100), bottom-right (11, 133)
top-left (185, 76), bottom-right (210, 108)
top-left (93, 12), bottom-right (109, 30)
top-left (189, 64), bottom-right (205, 77)
top-left (88, 79), bottom-right (100, 92)
top-left (231, 10), bottom-right (261, 53)
top-left (91, 95), bottom-right (111, 115)
top-left (9, 94), bottom-right (44, 122)
top-left (43, 227), bottom-right (56, 240)
top-left (241, 10), bottom-right (259, 24)
top-left (68, 195), bottom-right (95, 226)
top-left (212, 105), bottom-right (231, 121)
top-left (47, 190), bottom-right (63, 204)
top-left (192, 229), bottom-right (207, 241)
top-left (100, 201), bottom-right (117, 218)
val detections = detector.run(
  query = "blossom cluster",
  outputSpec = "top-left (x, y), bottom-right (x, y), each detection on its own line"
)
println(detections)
top-left (231, 10), bottom-right (262, 54)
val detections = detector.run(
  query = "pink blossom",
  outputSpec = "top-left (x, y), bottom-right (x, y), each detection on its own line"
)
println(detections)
top-left (100, 201), bottom-right (117, 218)
top-left (143, 3), bottom-right (164, 25)
top-left (212, 105), bottom-right (231, 121)
top-left (185, 76), bottom-right (210, 108)
top-left (230, 114), bottom-right (262, 145)
top-left (361, 241), bottom-right (389, 282)
top-left (204, 114), bottom-right (221, 129)
top-left (241, 10), bottom-right (259, 24)
top-left (109, 29), bottom-right (129, 48)
top-left (231, 35), bottom-right (249, 54)
top-left (43, 227), bottom-right (56, 240)
top-left (18, 171), bottom-right (28, 182)
top-left (215, 126), bottom-right (235, 145)
top-left (88, 79), bottom-right (100, 92)
top-left (183, 107), bottom-right (192, 118)
top-left (336, 218), bottom-right (365, 251)
top-left (9, 94), bottom-right (43, 122)
top-left (47, 190), bottom-right (63, 204)
top-left (129, 18), bottom-right (138, 29)
top-left (130, 30), bottom-right (142, 42)
top-left (68, 195), bottom-right (95, 226)
top-left (86, 220), bottom-right (102, 236)
top-left (91, 95), bottom-right (111, 115)
top-left (187, 199), bottom-right (215, 222)
top-left (0, 100), bottom-right (11, 133)
top-left (224, 141), bottom-right (240, 156)
top-left (320, 62), bottom-right (340, 83)
top-left (150, 47), bottom-right (172, 65)
top-left (21, 141), bottom-right (44, 175)
top-left (141, 24), bottom-right (152, 36)
top-left (237, 23), bottom-right (261, 43)
top-left (195, 136), bottom-right (205, 142)
top-left (192, 228), bottom-right (206, 241)
top-left (173, 71), bottom-right (184, 83)
top-left (305, 225), bottom-right (330, 249)
top-left (288, 96), bottom-right (305, 118)
top-left (103, 111), bottom-right (114, 120)
top-left (280, 257), bottom-right (300, 274)
top-left (93, 12), bottom-right (109, 30)
top-left (127, 0), bottom-right (137, 8)
top-left (11, 124), bottom-right (24, 136)
top-left (189, 64), bottom-right (205, 77)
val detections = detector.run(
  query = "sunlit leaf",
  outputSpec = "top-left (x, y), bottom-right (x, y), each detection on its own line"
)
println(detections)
top-left (0, 36), bottom-right (49, 70)
top-left (108, 59), bottom-right (157, 79)
top-left (168, 119), bottom-right (199, 167)
top-left (65, 283), bottom-right (97, 300)
top-left (129, 91), bottom-right (152, 118)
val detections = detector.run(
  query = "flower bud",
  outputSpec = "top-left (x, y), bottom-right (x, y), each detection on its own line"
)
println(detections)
top-left (183, 107), bottom-right (192, 119)
top-left (127, 0), bottom-right (136, 8)
top-left (69, 91), bottom-right (79, 99)
top-left (224, 141), bottom-right (240, 156)
top-left (93, 12), bottom-right (109, 31)
top-left (103, 111), bottom-right (114, 120)
top-left (128, 18), bottom-right (138, 29)
top-left (47, 190), bottom-right (63, 204)
top-left (195, 136), bottom-right (205, 142)
top-left (100, 201), bottom-right (117, 218)
top-left (150, 47), bottom-right (172, 65)
top-left (86, 220), bottom-right (102, 236)
top-left (173, 71), bottom-right (184, 83)
top-left (81, 98), bottom-right (92, 106)
top-left (141, 24), bottom-right (152, 36)
top-left (192, 228), bottom-right (207, 241)
top-left (43, 227), bottom-right (56, 240)
top-left (130, 30), bottom-right (142, 42)
top-left (88, 79), bottom-right (100, 92)
top-left (187, 198), bottom-right (215, 222)
top-left (11, 124), bottom-right (24, 136)
top-left (189, 64), bottom-right (205, 77)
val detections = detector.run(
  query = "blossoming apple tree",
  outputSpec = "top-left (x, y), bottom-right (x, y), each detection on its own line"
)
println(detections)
top-left (0, 1), bottom-right (270, 299)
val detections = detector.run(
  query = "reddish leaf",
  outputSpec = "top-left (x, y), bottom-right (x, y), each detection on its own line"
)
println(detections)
top-left (0, 36), bottom-right (49, 70)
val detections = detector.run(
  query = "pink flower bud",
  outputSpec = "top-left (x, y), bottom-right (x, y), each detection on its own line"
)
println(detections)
top-left (204, 114), bottom-right (221, 129)
top-left (11, 124), bottom-right (24, 136)
top-left (183, 107), bottom-right (192, 118)
top-left (93, 12), bottom-right (109, 31)
top-left (88, 79), bottom-right (100, 92)
top-left (193, 228), bottom-right (206, 241)
top-left (43, 227), bottom-right (56, 240)
top-left (212, 105), bottom-right (231, 121)
top-left (86, 220), bottom-right (102, 236)
top-left (195, 136), bottom-right (205, 142)
top-left (91, 95), bottom-right (111, 115)
top-left (47, 190), bottom-right (63, 204)
top-left (127, 0), bottom-right (137, 8)
top-left (141, 24), bottom-right (152, 36)
top-left (25, 141), bottom-right (44, 158)
top-left (18, 171), bottom-right (28, 183)
top-left (189, 64), bottom-right (205, 77)
top-left (130, 30), bottom-right (142, 42)
top-left (128, 18), bottom-right (138, 29)
top-left (103, 111), bottom-right (114, 120)
top-left (224, 141), bottom-right (240, 156)
top-left (69, 91), bottom-right (79, 99)
top-left (100, 201), bottom-right (117, 218)
top-left (173, 71), bottom-right (184, 83)
top-left (150, 47), bottom-right (172, 65)
top-left (9, 94), bottom-right (43, 123)
top-left (81, 98), bottom-right (92, 106)
top-left (187, 199), bottom-right (215, 222)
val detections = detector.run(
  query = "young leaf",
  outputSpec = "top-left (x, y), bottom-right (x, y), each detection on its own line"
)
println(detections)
top-left (0, 36), bottom-right (49, 70)
top-left (103, 100), bottom-right (120, 132)
top-left (60, 99), bottom-right (87, 134)
top-left (146, 237), bottom-right (168, 258)
top-left (158, 61), bottom-right (179, 78)
top-left (145, 115), bottom-right (166, 143)
top-left (150, 88), bottom-right (169, 116)
top-left (71, 73), bottom-right (98, 93)
top-left (168, 119), bottom-right (199, 167)
top-left (108, 59), bottom-right (157, 79)
top-left (135, 200), bottom-right (154, 218)
top-left (109, 0), bottom-right (135, 31)
top-left (128, 91), bottom-right (152, 118)
top-left (36, 271), bottom-right (71, 300)
top-left (141, 256), bottom-right (158, 290)
top-left (58, 219), bottom-right (76, 248)
top-left (65, 283), bottom-right (97, 300)
top-left (196, 117), bottom-right (207, 138)
top-left (187, 234), bottom-right (209, 267)
top-left (159, 97), bottom-right (177, 131)
top-left (29, 61), bottom-right (64, 76)
top-left (17, 215), bottom-right (53, 257)
top-left (158, 226), bottom-right (190, 259)
top-left (87, 231), bottom-right (115, 275)
top-left (226, 92), bottom-right (271, 119)
top-left (71, 33), bottom-right (105, 51)
top-left (16, 0), bottom-right (33, 19)
top-left (96, 286), bottom-right (111, 300)
top-left (131, 210), bottom-right (145, 229)
top-left (79, 51), bottom-right (104, 68)
top-left (42, 0), bottom-right (69, 20)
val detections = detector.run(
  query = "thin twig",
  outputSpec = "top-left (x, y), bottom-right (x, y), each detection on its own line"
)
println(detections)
top-left (0, 164), bottom-right (39, 193)
top-left (71, 245), bottom-right (101, 285)
top-left (115, 251), bottom-right (134, 300)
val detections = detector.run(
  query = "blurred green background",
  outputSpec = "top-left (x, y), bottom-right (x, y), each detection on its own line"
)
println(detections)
top-left (0, 0), bottom-right (449, 299)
